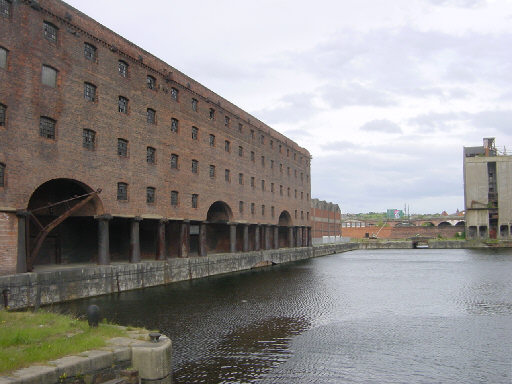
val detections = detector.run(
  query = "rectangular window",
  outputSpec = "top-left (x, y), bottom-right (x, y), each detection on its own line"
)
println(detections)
top-left (280, 163), bottom-right (283, 173)
top-left (301, 211), bottom-right (304, 219)
top-left (250, 129), bottom-right (254, 139)
top-left (171, 191), bottom-right (179, 206)
top-left (42, 65), bottom-right (57, 87)
top-left (209, 108), bottom-right (215, 120)
top-left (270, 160), bottom-right (274, 169)
top-left (238, 123), bottom-right (243, 133)
top-left (270, 140), bottom-right (273, 149)
top-left (0, 47), bottom-right (7, 68)
top-left (209, 134), bottom-right (215, 147)
top-left (287, 167), bottom-right (290, 176)
top-left (294, 169), bottom-right (297, 178)
top-left (118, 96), bottom-right (128, 113)
top-left (238, 146), bottom-right (243, 157)
top-left (280, 185), bottom-right (283, 196)
top-left (261, 205), bottom-right (265, 216)
top-left (238, 173), bottom-right (243, 185)
top-left (225, 140), bottom-right (230, 152)
top-left (260, 134), bottom-right (264, 144)
top-left (0, 103), bottom-right (5, 126)
top-left (209, 165), bottom-right (215, 178)
top-left (171, 87), bottom-right (179, 101)
top-left (147, 147), bottom-right (156, 164)
top-left (192, 98), bottom-right (198, 111)
top-left (192, 159), bottom-right (198, 173)
top-left (271, 206), bottom-right (275, 218)
top-left (261, 180), bottom-right (265, 191)
top-left (271, 183), bottom-right (274, 193)
top-left (287, 187), bottom-right (290, 197)
top-left (147, 187), bottom-right (155, 204)
top-left (294, 152), bottom-right (297, 160)
top-left (82, 129), bottom-right (95, 150)
top-left (250, 151), bottom-right (255, 161)
top-left (0, 162), bottom-right (4, 187)
top-left (84, 43), bottom-right (97, 61)
top-left (118, 60), bottom-right (128, 77)
top-left (287, 148), bottom-right (290, 157)
top-left (301, 191), bottom-right (304, 200)
top-left (279, 144), bottom-right (282, 153)
top-left (170, 154), bottom-right (179, 169)
top-left (295, 210), bottom-right (297, 219)
top-left (43, 21), bottom-right (58, 42)
top-left (39, 117), bottom-right (56, 139)
top-left (147, 108), bottom-right (156, 124)
top-left (0, 0), bottom-right (11, 18)
top-left (117, 182), bottom-right (128, 201)
top-left (192, 126), bottom-right (198, 140)
top-left (84, 82), bottom-right (96, 102)
top-left (225, 116), bottom-right (230, 127)
top-left (261, 156), bottom-right (265, 167)
top-left (147, 75), bottom-right (156, 90)
top-left (251, 203), bottom-right (255, 215)
top-left (225, 169), bottom-right (230, 182)
top-left (117, 138), bottom-right (128, 157)
top-left (171, 118), bottom-right (178, 133)
top-left (307, 212), bottom-right (310, 220)
top-left (295, 189), bottom-right (297, 198)
top-left (250, 177), bottom-right (255, 188)
top-left (192, 194), bottom-right (198, 208)
top-left (239, 201), bottom-right (244, 213)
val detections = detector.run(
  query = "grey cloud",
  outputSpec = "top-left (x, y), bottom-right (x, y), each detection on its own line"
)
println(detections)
top-left (320, 140), bottom-right (357, 151)
top-left (360, 119), bottom-right (402, 134)
top-left (320, 83), bottom-right (396, 108)
top-left (253, 92), bottom-right (320, 124)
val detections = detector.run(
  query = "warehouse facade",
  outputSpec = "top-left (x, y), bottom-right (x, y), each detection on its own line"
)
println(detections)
top-left (0, 0), bottom-right (312, 275)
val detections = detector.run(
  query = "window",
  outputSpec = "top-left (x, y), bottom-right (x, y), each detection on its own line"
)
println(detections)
top-left (261, 180), bottom-right (265, 191)
top-left (117, 138), bottom-right (128, 157)
top-left (270, 140), bottom-right (273, 149)
top-left (0, 162), bottom-right (4, 187)
top-left (238, 123), bottom-right (243, 133)
top-left (192, 159), bottom-right (198, 174)
top-left (42, 65), bottom-right (57, 87)
top-left (294, 152), bottom-right (297, 160)
top-left (279, 144), bottom-right (282, 153)
top-left (147, 187), bottom-right (155, 204)
top-left (261, 205), bottom-right (265, 216)
top-left (117, 182), bottom-right (128, 201)
top-left (147, 147), bottom-right (156, 164)
top-left (192, 194), bottom-right (198, 208)
top-left (287, 187), bottom-right (290, 197)
top-left (192, 98), bottom-right (198, 111)
top-left (250, 129), bottom-right (254, 139)
top-left (84, 82), bottom-right (96, 102)
top-left (225, 140), bottom-right (230, 152)
top-left (287, 148), bottom-right (290, 157)
top-left (301, 191), bottom-right (304, 200)
top-left (250, 151), bottom-right (255, 161)
top-left (170, 154), bottom-right (179, 169)
top-left (82, 129), bottom-right (95, 150)
top-left (239, 201), bottom-right (244, 213)
top-left (251, 203), bottom-right (255, 215)
top-left (209, 165), bottom-right (215, 178)
top-left (301, 173), bottom-right (304, 184)
top-left (307, 212), bottom-right (310, 220)
top-left (0, 47), bottom-right (7, 69)
top-left (171, 87), bottom-right (178, 101)
top-left (225, 116), bottom-right (230, 127)
top-left (271, 206), bottom-right (275, 218)
top-left (171, 118), bottom-right (178, 133)
top-left (280, 163), bottom-right (283, 173)
top-left (295, 210), bottom-right (297, 219)
top-left (271, 183), bottom-right (274, 193)
top-left (209, 134), bottom-right (215, 147)
top-left (192, 126), bottom-right (198, 140)
top-left (0, 103), bottom-right (5, 126)
top-left (280, 185), bottom-right (283, 196)
top-left (118, 60), bottom-right (128, 77)
top-left (301, 211), bottom-right (304, 220)
top-left (84, 43), bottom-right (97, 61)
top-left (238, 146), bottom-right (243, 157)
top-left (171, 191), bottom-right (179, 206)
top-left (270, 160), bottom-right (274, 169)
top-left (287, 167), bottom-right (290, 176)
top-left (209, 108), bottom-right (215, 120)
top-left (225, 169), bottom-right (230, 182)
top-left (147, 75), bottom-right (156, 90)
top-left (1, 0), bottom-right (11, 18)
top-left (118, 96), bottom-right (128, 113)
top-left (39, 117), bottom-right (56, 139)
top-left (43, 21), bottom-right (58, 42)
top-left (307, 193), bottom-right (310, 200)
top-left (238, 173), bottom-right (243, 185)
top-left (250, 177), bottom-right (255, 188)
top-left (295, 189), bottom-right (297, 198)
top-left (147, 108), bottom-right (156, 124)
top-left (261, 156), bottom-right (265, 167)
top-left (260, 135), bottom-right (264, 144)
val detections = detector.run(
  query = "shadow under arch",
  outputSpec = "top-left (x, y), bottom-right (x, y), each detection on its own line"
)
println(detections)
top-left (278, 210), bottom-right (293, 248)
top-left (206, 201), bottom-right (233, 222)
top-left (206, 201), bottom-right (234, 253)
top-left (438, 221), bottom-right (453, 227)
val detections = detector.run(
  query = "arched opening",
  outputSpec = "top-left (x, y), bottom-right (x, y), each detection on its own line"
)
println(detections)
top-left (206, 201), bottom-right (233, 254)
top-left (438, 221), bottom-right (452, 227)
top-left (278, 211), bottom-right (293, 248)
top-left (455, 221), bottom-right (465, 227)
top-left (27, 178), bottom-right (102, 269)
top-left (422, 222), bottom-right (435, 227)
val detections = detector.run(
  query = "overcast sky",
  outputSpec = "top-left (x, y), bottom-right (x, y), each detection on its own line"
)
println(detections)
top-left (65, 0), bottom-right (512, 214)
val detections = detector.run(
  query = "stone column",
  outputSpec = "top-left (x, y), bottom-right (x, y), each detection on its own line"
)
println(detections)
top-left (296, 226), bottom-right (302, 247)
top-left (130, 216), bottom-right (142, 263)
top-left (199, 222), bottom-right (207, 257)
top-left (288, 226), bottom-right (294, 248)
top-left (254, 225), bottom-right (260, 251)
top-left (16, 210), bottom-right (29, 273)
top-left (156, 219), bottom-right (167, 260)
top-left (302, 226), bottom-right (307, 247)
top-left (273, 226), bottom-right (279, 249)
top-left (178, 220), bottom-right (190, 258)
top-left (229, 223), bottom-right (237, 253)
top-left (264, 225), bottom-right (271, 250)
top-left (308, 226), bottom-right (312, 246)
top-left (242, 224), bottom-right (249, 252)
top-left (96, 214), bottom-right (112, 265)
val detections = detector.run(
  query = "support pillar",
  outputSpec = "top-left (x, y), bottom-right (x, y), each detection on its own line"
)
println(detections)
top-left (230, 223), bottom-right (237, 253)
top-left (255, 225), bottom-right (260, 251)
top-left (156, 219), bottom-right (167, 260)
top-left (296, 226), bottom-right (302, 247)
top-left (96, 214), bottom-right (112, 265)
top-left (302, 226), bottom-right (307, 247)
top-left (264, 225), bottom-right (271, 250)
top-left (243, 224), bottom-right (249, 252)
top-left (288, 226), bottom-right (294, 248)
top-left (16, 211), bottom-right (29, 273)
top-left (273, 226), bottom-right (279, 249)
top-left (178, 220), bottom-right (190, 258)
top-left (130, 217), bottom-right (142, 263)
top-left (308, 227), bottom-right (312, 246)
top-left (199, 222), bottom-right (207, 257)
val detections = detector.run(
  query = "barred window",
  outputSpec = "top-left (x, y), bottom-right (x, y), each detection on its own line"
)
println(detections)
top-left (261, 205), bottom-right (265, 216)
top-left (171, 118), bottom-right (178, 132)
top-left (307, 212), bottom-right (310, 220)
top-left (117, 182), bottom-right (128, 201)
top-left (118, 96), bottom-right (128, 113)
top-left (209, 165), bottom-right (215, 178)
top-left (170, 154), bottom-right (179, 169)
top-left (209, 134), bottom-right (215, 147)
top-left (295, 210), bottom-right (297, 219)
top-left (43, 21), bottom-right (58, 42)
top-left (250, 129), bottom-right (254, 139)
top-left (147, 108), bottom-right (156, 124)
top-left (39, 117), bottom-right (56, 139)
top-left (118, 60), bottom-right (128, 77)
top-left (225, 140), bottom-right (230, 152)
top-left (225, 116), bottom-right (230, 127)
top-left (147, 147), bottom-right (156, 164)
top-left (0, 163), bottom-right (5, 187)
top-left (192, 194), bottom-right (198, 208)
top-left (82, 129), bottom-right (95, 150)
top-left (191, 98), bottom-right (198, 111)
top-left (84, 43), bottom-right (97, 61)
top-left (209, 108), bottom-right (215, 120)
top-left (42, 65), bottom-right (57, 87)
top-left (84, 82), bottom-right (96, 101)
top-left (287, 148), bottom-right (290, 157)
top-left (251, 203), bottom-right (255, 215)
top-left (147, 187), bottom-right (155, 204)
top-left (270, 140), bottom-right (273, 149)
top-left (307, 193), bottom-right (310, 200)
top-left (238, 173), bottom-right (243, 185)
top-left (287, 167), bottom-right (290, 176)
top-left (238, 123), bottom-right (243, 133)
top-left (280, 185), bottom-right (283, 196)
top-left (271, 183), bottom-right (274, 193)
top-left (294, 169), bottom-right (297, 178)
top-left (301, 211), bottom-right (304, 219)
top-left (0, 47), bottom-right (7, 69)
top-left (239, 201), bottom-right (244, 213)
top-left (294, 152), bottom-right (297, 160)
top-left (270, 160), bottom-right (274, 169)
top-left (192, 126), bottom-right (198, 140)
top-left (271, 206), bottom-right (275, 218)
top-left (250, 177), bottom-right (255, 188)
top-left (295, 189), bottom-right (297, 198)
top-left (238, 146), bottom-right (243, 157)
top-left (171, 87), bottom-right (178, 101)
top-left (261, 180), bottom-right (265, 191)
top-left (192, 159), bottom-right (198, 174)
top-left (225, 169), bottom-right (230, 182)
top-left (287, 187), bottom-right (290, 197)
top-left (279, 144), bottom-right (282, 153)
top-left (117, 138), bottom-right (128, 157)
top-left (171, 191), bottom-right (179, 206)
top-left (301, 191), bottom-right (304, 200)
top-left (250, 151), bottom-right (255, 161)
top-left (261, 156), bottom-right (265, 167)
top-left (0, 0), bottom-right (11, 18)
top-left (0, 103), bottom-right (5, 126)
top-left (147, 75), bottom-right (156, 90)
top-left (280, 163), bottom-right (283, 173)
top-left (260, 135), bottom-right (264, 144)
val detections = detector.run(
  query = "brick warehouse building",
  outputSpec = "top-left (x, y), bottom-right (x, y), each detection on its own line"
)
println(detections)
top-left (310, 199), bottom-right (341, 242)
top-left (0, 0), bottom-right (312, 275)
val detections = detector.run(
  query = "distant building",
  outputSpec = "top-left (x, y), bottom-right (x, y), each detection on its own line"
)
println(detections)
top-left (311, 199), bottom-right (341, 242)
top-left (463, 138), bottom-right (512, 239)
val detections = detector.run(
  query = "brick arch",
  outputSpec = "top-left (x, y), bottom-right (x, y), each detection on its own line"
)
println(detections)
top-left (278, 210), bottom-right (293, 226)
top-left (206, 201), bottom-right (233, 222)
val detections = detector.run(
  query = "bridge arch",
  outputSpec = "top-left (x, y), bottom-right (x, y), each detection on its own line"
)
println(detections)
top-left (438, 221), bottom-right (452, 227)
top-left (455, 221), bottom-right (465, 227)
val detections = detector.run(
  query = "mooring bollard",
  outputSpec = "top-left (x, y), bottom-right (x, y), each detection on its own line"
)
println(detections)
top-left (86, 304), bottom-right (100, 327)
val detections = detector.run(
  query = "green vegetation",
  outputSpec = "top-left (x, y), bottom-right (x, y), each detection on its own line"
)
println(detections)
top-left (0, 310), bottom-right (127, 374)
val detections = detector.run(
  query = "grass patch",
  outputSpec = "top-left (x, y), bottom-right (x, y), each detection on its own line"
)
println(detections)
top-left (0, 310), bottom-right (128, 374)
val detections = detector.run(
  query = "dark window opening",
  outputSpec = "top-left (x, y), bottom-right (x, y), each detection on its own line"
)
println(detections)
top-left (117, 138), bottom-right (128, 157)
top-left (261, 205), bottom-right (265, 216)
top-left (239, 201), bottom-right (244, 213)
top-left (0, 162), bottom-right (5, 187)
top-left (147, 108), bottom-right (156, 124)
top-left (192, 194), bottom-right (198, 208)
top-left (84, 82), bottom-right (96, 101)
top-left (171, 191), bottom-right (179, 206)
top-left (0, 47), bottom-right (7, 69)
top-left (238, 123), bottom-right (243, 133)
top-left (225, 116), bottom-right (230, 127)
top-left (84, 43), bottom-right (97, 61)
top-left (192, 98), bottom-right (198, 111)
top-left (209, 134), bottom-right (215, 147)
top-left (118, 96), bottom-right (128, 113)
top-left (171, 87), bottom-right (179, 101)
top-left (147, 187), bottom-right (155, 204)
top-left (42, 65), bottom-right (57, 87)
top-left (239, 173), bottom-right (243, 185)
top-left (43, 21), bottom-right (58, 42)
top-left (209, 165), bottom-right (215, 178)
top-left (0, 103), bottom-right (5, 126)
top-left (209, 108), bottom-right (215, 120)
top-left (0, 0), bottom-right (11, 18)
top-left (251, 203), bottom-right (255, 215)
top-left (238, 146), bottom-right (243, 157)
top-left (82, 129), bottom-right (95, 150)
top-left (147, 75), bottom-right (156, 90)
top-left (192, 126), bottom-right (198, 140)
top-left (170, 154), bottom-right (179, 169)
top-left (251, 177), bottom-right (255, 188)
top-left (117, 182), bottom-right (128, 201)
top-left (39, 117), bottom-right (56, 139)
top-left (147, 147), bottom-right (156, 164)
top-left (118, 60), bottom-right (128, 77)
top-left (192, 159), bottom-right (198, 173)
top-left (225, 169), bottom-right (230, 182)
top-left (171, 118), bottom-right (178, 133)
top-left (225, 140), bottom-right (230, 152)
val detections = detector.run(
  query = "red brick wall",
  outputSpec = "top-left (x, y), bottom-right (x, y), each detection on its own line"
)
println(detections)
top-left (342, 226), bottom-right (462, 239)
top-left (311, 207), bottom-right (341, 239)
top-left (0, 212), bottom-right (17, 275)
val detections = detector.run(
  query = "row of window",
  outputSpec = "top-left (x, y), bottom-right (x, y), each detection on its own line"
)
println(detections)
top-left (0, 162), bottom-right (4, 187)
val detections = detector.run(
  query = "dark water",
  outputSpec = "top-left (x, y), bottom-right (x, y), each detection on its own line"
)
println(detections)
top-left (54, 249), bottom-right (512, 383)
